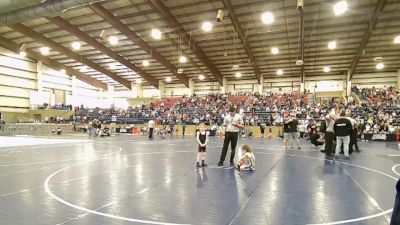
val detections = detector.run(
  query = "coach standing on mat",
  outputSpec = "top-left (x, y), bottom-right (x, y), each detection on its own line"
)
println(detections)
top-left (218, 106), bottom-right (244, 166)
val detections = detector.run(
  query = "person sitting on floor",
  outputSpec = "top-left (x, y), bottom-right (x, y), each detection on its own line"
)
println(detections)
top-left (237, 145), bottom-right (255, 171)
top-left (100, 127), bottom-right (111, 137)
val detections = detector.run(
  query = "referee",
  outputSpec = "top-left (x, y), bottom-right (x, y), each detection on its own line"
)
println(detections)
top-left (218, 106), bottom-right (244, 166)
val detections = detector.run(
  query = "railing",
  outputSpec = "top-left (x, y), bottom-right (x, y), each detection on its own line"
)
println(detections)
top-left (0, 123), bottom-right (74, 136)
top-left (351, 86), bottom-right (364, 102)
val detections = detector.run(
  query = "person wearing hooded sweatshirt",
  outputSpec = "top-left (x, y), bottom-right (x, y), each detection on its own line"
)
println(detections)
top-left (334, 111), bottom-right (353, 159)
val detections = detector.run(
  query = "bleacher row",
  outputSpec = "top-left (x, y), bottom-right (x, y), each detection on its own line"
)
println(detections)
top-left (73, 89), bottom-right (400, 128)
top-left (73, 92), bottom-right (310, 125)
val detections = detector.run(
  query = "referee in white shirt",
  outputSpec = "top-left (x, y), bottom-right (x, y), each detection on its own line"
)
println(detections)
top-left (218, 106), bottom-right (244, 166)
top-left (148, 119), bottom-right (155, 139)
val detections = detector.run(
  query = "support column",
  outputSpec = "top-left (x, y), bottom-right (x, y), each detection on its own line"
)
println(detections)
top-left (49, 90), bottom-right (55, 106)
top-left (70, 75), bottom-right (76, 97)
top-left (346, 70), bottom-right (352, 97)
top-left (220, 77), bottom-right (228, 94)
top-left (300, 82), bottom-right (305, 93)
top-left (99, 88), bottom-right (105, 107)
top-left (70, 75), bottom-right (77, 106)
top-left (158, 80), bottom-right (165, 98)
top-left (131, 82), bottom-right (143, 98)
top-left (397, 69), bottom-right (400, 89)
top-left (107, 85), bottom-right (114, 107)
top-left (188, 78), bottom-right (195, 95)
top-left (36, 61), bottom-right (43, 92)
top-left (258, 76), bottom-right (264, 94)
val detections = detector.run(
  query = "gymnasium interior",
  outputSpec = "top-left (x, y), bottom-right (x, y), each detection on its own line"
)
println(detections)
top-left (0, 0), bottom-right (400, 224)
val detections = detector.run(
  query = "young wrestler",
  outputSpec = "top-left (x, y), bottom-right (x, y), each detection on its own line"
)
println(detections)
top-left (237, 145), bottom-right (255, 171)
top-left (196, 123), bottom-right (208, 168)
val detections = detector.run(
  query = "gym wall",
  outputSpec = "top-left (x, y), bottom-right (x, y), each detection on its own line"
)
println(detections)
top-left (1, 46), bottom-right (400, 115)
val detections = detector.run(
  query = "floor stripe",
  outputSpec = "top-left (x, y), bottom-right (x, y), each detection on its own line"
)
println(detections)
top-left (392, 164), bottom-right (400, 176)
top-left (227, 156), bottom-right (284, 225)
top-left (341, 166), bottom-right (391, 223)
top-left (44, 149), bottom-right (398, 225)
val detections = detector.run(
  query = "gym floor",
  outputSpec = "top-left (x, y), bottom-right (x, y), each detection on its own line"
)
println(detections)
top-left (0, 135), bottom-right (398, 225)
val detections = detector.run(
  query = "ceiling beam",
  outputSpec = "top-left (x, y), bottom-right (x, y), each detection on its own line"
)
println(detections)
top-left (0, 35), bottom-right (107, 90)
top-left (147, 0), bottom-right (223, 85)
top-left (9, 23), bottom-right (132, 89)
top-left (349, 0), bottom-right (387, 80)
top-left (222, 0), bottom-right (261, 84)
top-left (89, 3), bottom-right (189, 87)
top-left (46, 16), bottom-right (159, 89)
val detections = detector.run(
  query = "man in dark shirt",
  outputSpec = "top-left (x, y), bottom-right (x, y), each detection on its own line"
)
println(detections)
top-left (334, 111), bottom-right (353, 159)
top-left (288, 116), bottom-right (300, 150)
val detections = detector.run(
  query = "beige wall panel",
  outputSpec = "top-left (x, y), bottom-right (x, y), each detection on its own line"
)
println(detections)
top-left (0, 86), bottom-right (30, 98)
top-left (0, 74), bottom-right (36, 89)
top-left (0, 66), bottom-right (36, 80)
top-left (352, 72), bottom-right (397, 79)
top-left (0, 53), bottom-right (36, 72)
top-left (0, 96), bottom-right (29, 107)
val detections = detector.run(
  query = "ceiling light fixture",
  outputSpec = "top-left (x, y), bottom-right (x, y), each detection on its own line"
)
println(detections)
top-left (328, 40), bottom-right (337, 50)
top-left (271, 47), bottom-right (279, 55)
top-left (277, 69), bottom-right (284, 75)
top-left (394, 35), bottom-right (400, 44)
top-left (201, 21), bottom-right (213, 32)
top-left (376, 62), bottom-right (384, 70)
top-left (40, 47), bottom-right (50, 55)
top-left (151, 29), bottom-right (162, 40)
top-left (199, 74), bottom-right (205, 80)
top-left (333, 1), bottom-right (348, 16)
top-left (166, 77), bottom-right (172, 82)
top-left (71, 41), bottom-right (81, 50)
top-left (323, 66), bottom-right (331, 73)
top-left (136, 79), bottom-right (142, 84)
top-left (80, 66), bottom-right (88, 72)
top-left (19, 51), bottom-right (27, 57)
top-left (108, 36), bottom-right (119, 45)
top-left (179, 55), bottom-right (187, 63)
top-left (99, 29), bottom-right (106, 38)
top-left (142, 60), bottom-right (150, 67)
top-left (235, 72), bottom-right (242, 78)
top-left (109, 63), bottom-right (118, 70)
top-left (261, 12), bottom-right (274, 25)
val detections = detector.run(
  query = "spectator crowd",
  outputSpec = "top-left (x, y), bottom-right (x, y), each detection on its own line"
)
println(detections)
top-left (72, 86), bottom-right (400, 141)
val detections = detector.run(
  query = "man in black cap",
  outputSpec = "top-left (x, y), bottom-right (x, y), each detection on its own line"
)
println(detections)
top-left (218, 106), bottom-right (244, 166)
